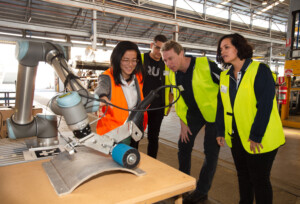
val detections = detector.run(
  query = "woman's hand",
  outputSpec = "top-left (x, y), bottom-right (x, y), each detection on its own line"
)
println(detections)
top-left (98, 96), bottom-right (110, 116)
top-left (248, 139), bottom-right (263, 154)
top-left (216, 137), bottom-right (225, 146)
top-left (99, 96), bottom-right (110, 107)
top-left (179, 119), bottom-right (192, 143)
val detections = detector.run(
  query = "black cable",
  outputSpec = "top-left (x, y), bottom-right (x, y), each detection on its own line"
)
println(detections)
top-left (90, 104), bottom-right (109, 125)
top-left (79, 85), bottom-right (181, 112)
top-left (43, 42), bottom-right (180, 114)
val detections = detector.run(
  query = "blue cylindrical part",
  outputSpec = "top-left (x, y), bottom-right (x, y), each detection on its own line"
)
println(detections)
top-left (56, 91), bottom-right (81, 108)
top-left (6, 119), bottom-right (16, 139)
top-left (15, 41), bottom-right (29, 61)
top-left (112, 143), bottom-right (133, 167)
top-left (36, 114), bottom-right (56, 121)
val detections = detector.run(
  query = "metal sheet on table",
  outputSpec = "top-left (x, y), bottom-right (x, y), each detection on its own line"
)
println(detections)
top-left (43, 146), bottom-right (146, 196)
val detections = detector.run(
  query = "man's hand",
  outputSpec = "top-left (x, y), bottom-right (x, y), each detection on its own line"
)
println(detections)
top-left (248, 139), bottom-right (263, 154)
top-left (180, 119), bottom-right (192, 143)
top-left (216, 137), bottom-right (225, 146)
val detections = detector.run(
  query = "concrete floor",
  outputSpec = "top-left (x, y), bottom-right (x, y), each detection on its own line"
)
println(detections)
top-left (147, 109), bottom-right (300, 204)
top-left (34, 90), bottom-right (300, 204)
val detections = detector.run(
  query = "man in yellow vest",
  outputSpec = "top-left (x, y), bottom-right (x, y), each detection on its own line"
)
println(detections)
top-left (141, 34), bottom-right (172, 158)
top-left (161, 40), bottom-right (221, 204)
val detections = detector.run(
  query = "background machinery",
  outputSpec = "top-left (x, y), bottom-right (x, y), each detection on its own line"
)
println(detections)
top-left (281, 9), bottom-right (300, 128)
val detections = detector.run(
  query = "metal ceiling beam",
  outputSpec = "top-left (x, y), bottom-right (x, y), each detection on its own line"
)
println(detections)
top-left (24, 0), bottom-right (32, 22)
top-left (41, 0), bottom-right (285, 45)
top-left (70, 8), bottom-right (83, 28)
top-left (140, 22), bottom-right (159, 37)
top-left (0, 34), bottom-right (116, 51)
top-left (0, 19), bottom-right (216, 52)
top-left (109, 16), bottom-right (125, 33)
top-left (0, 20), bottom-right (89, 37)
top-left (181, 42), bottom-right (216, 51)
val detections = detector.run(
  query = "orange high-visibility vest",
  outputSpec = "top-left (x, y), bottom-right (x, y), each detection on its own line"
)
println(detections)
top-left (96, 68), bottom-right (147, 135)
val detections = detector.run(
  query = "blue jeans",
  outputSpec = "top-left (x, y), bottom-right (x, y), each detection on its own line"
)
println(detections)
top-left (178, 114), bottom-right (220, 195)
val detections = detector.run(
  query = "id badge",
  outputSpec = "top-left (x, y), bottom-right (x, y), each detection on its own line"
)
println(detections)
top-left (178, 85), bottom-right (184, 91)
top-left (221, 85), bottom-right (227, 93)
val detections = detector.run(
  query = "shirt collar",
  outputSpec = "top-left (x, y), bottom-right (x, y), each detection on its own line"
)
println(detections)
top-left (120, 74), bottom-right (136, 87)
top-left (226, 58), bottom-right (252, 76)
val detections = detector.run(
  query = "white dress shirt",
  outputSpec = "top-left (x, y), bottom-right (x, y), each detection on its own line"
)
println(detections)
top-left (120, 75), bottom-right (138, 110)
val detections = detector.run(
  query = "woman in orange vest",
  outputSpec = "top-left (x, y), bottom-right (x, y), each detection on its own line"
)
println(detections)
top-left (95, 41), bottom-right (147, 147)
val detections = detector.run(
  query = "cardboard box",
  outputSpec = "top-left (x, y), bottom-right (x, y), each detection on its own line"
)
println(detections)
top-left (0, 107), bottom-right (43, 138)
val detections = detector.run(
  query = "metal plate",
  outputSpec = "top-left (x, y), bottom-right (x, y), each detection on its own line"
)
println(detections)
top-left (42, 146), bottom-right (146, 196)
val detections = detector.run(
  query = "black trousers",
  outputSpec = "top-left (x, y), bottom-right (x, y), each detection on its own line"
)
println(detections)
top-left (146, 109), bottom-right (164, 158)
top-left (178, 114), bottom-right (220, 195)
top-left (231, 132), bottom-right (278, 204)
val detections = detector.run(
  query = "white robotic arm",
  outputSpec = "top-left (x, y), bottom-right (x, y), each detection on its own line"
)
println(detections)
top-left (9, 40), bottom-right (157, 168)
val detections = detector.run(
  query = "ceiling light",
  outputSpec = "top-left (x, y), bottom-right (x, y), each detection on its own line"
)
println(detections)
top-left (279, 0), bottom-right (284, 2)
top-left (185, 52), bottom-right (203, 56)
top-left (262, 1), bottom-right (267, 5)
top-left (221, 0), bottom-right (231, 5)
top-left (257, 1), bottom-right (280, 15)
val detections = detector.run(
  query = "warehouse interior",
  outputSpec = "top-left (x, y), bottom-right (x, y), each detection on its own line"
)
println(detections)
top-left (0, 0), bottom-right (299, 203)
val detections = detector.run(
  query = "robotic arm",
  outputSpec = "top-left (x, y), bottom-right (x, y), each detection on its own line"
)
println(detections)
top-left (7, 41), bottom-right (99, 144)
top-left (52, 89), bottom-right (158, 168)
top-left (8, 41), bottom-right (158, 169)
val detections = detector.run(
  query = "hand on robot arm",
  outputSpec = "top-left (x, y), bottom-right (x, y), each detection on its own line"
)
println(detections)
top-left (48, 48), bottom-right (180, 151)
top-left (71, 84), bottom-right (181, 148)
top-left (51, 82), bottom-right (181, 169)
top-left (12, 41), bottom-right (181, 154)
top-left (98, 96), bottom-right (110, 116)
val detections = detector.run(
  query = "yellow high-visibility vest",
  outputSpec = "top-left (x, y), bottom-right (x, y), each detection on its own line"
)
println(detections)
top-left (169, 57), bottom-right (219, 124)
top-left (220, 61), bottom-right (285, 154)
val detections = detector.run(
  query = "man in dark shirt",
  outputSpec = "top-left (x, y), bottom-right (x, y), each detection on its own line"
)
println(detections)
top-left (142, 34), bottom-right (171, 158)
top-left (161, 40), bottom-right (221, 204)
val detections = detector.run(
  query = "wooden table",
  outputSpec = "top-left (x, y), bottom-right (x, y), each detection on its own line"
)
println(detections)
top-left (0, 152), bottom-right (195, 204)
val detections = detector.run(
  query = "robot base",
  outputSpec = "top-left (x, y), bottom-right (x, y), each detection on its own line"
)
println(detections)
top-left (42, 146), bottom-right (146, 196)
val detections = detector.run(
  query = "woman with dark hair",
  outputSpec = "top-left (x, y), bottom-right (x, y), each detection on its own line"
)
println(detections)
top-left (216, 33), bottom-right (285, 204)
top-left (95, 41), bottom-right (147, 147)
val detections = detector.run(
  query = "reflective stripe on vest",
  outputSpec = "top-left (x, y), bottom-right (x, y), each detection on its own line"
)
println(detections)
top-left (220, 61), bottom-right (285, 154)
top-left (169, 57), bottom-right (219, 124)
top-left (141, 53), bottom-right (171, 116)
top-left (96, 68), bottom-right (146, 135)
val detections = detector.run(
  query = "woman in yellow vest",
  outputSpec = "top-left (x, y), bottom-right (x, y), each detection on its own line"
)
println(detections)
top-left (216, 33), bottom-right (285, 204)
top-left (94, 41), bottom-right (147, 147)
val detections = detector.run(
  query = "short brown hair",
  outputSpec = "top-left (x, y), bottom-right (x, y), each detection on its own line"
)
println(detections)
top-left (161, 40), bottom-right (183, 55)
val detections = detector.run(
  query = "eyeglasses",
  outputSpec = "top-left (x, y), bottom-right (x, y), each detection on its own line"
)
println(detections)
top-left (153, 43), bottom-right (161, 50)
top-left (121, 59), bottom-right (139, 65)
